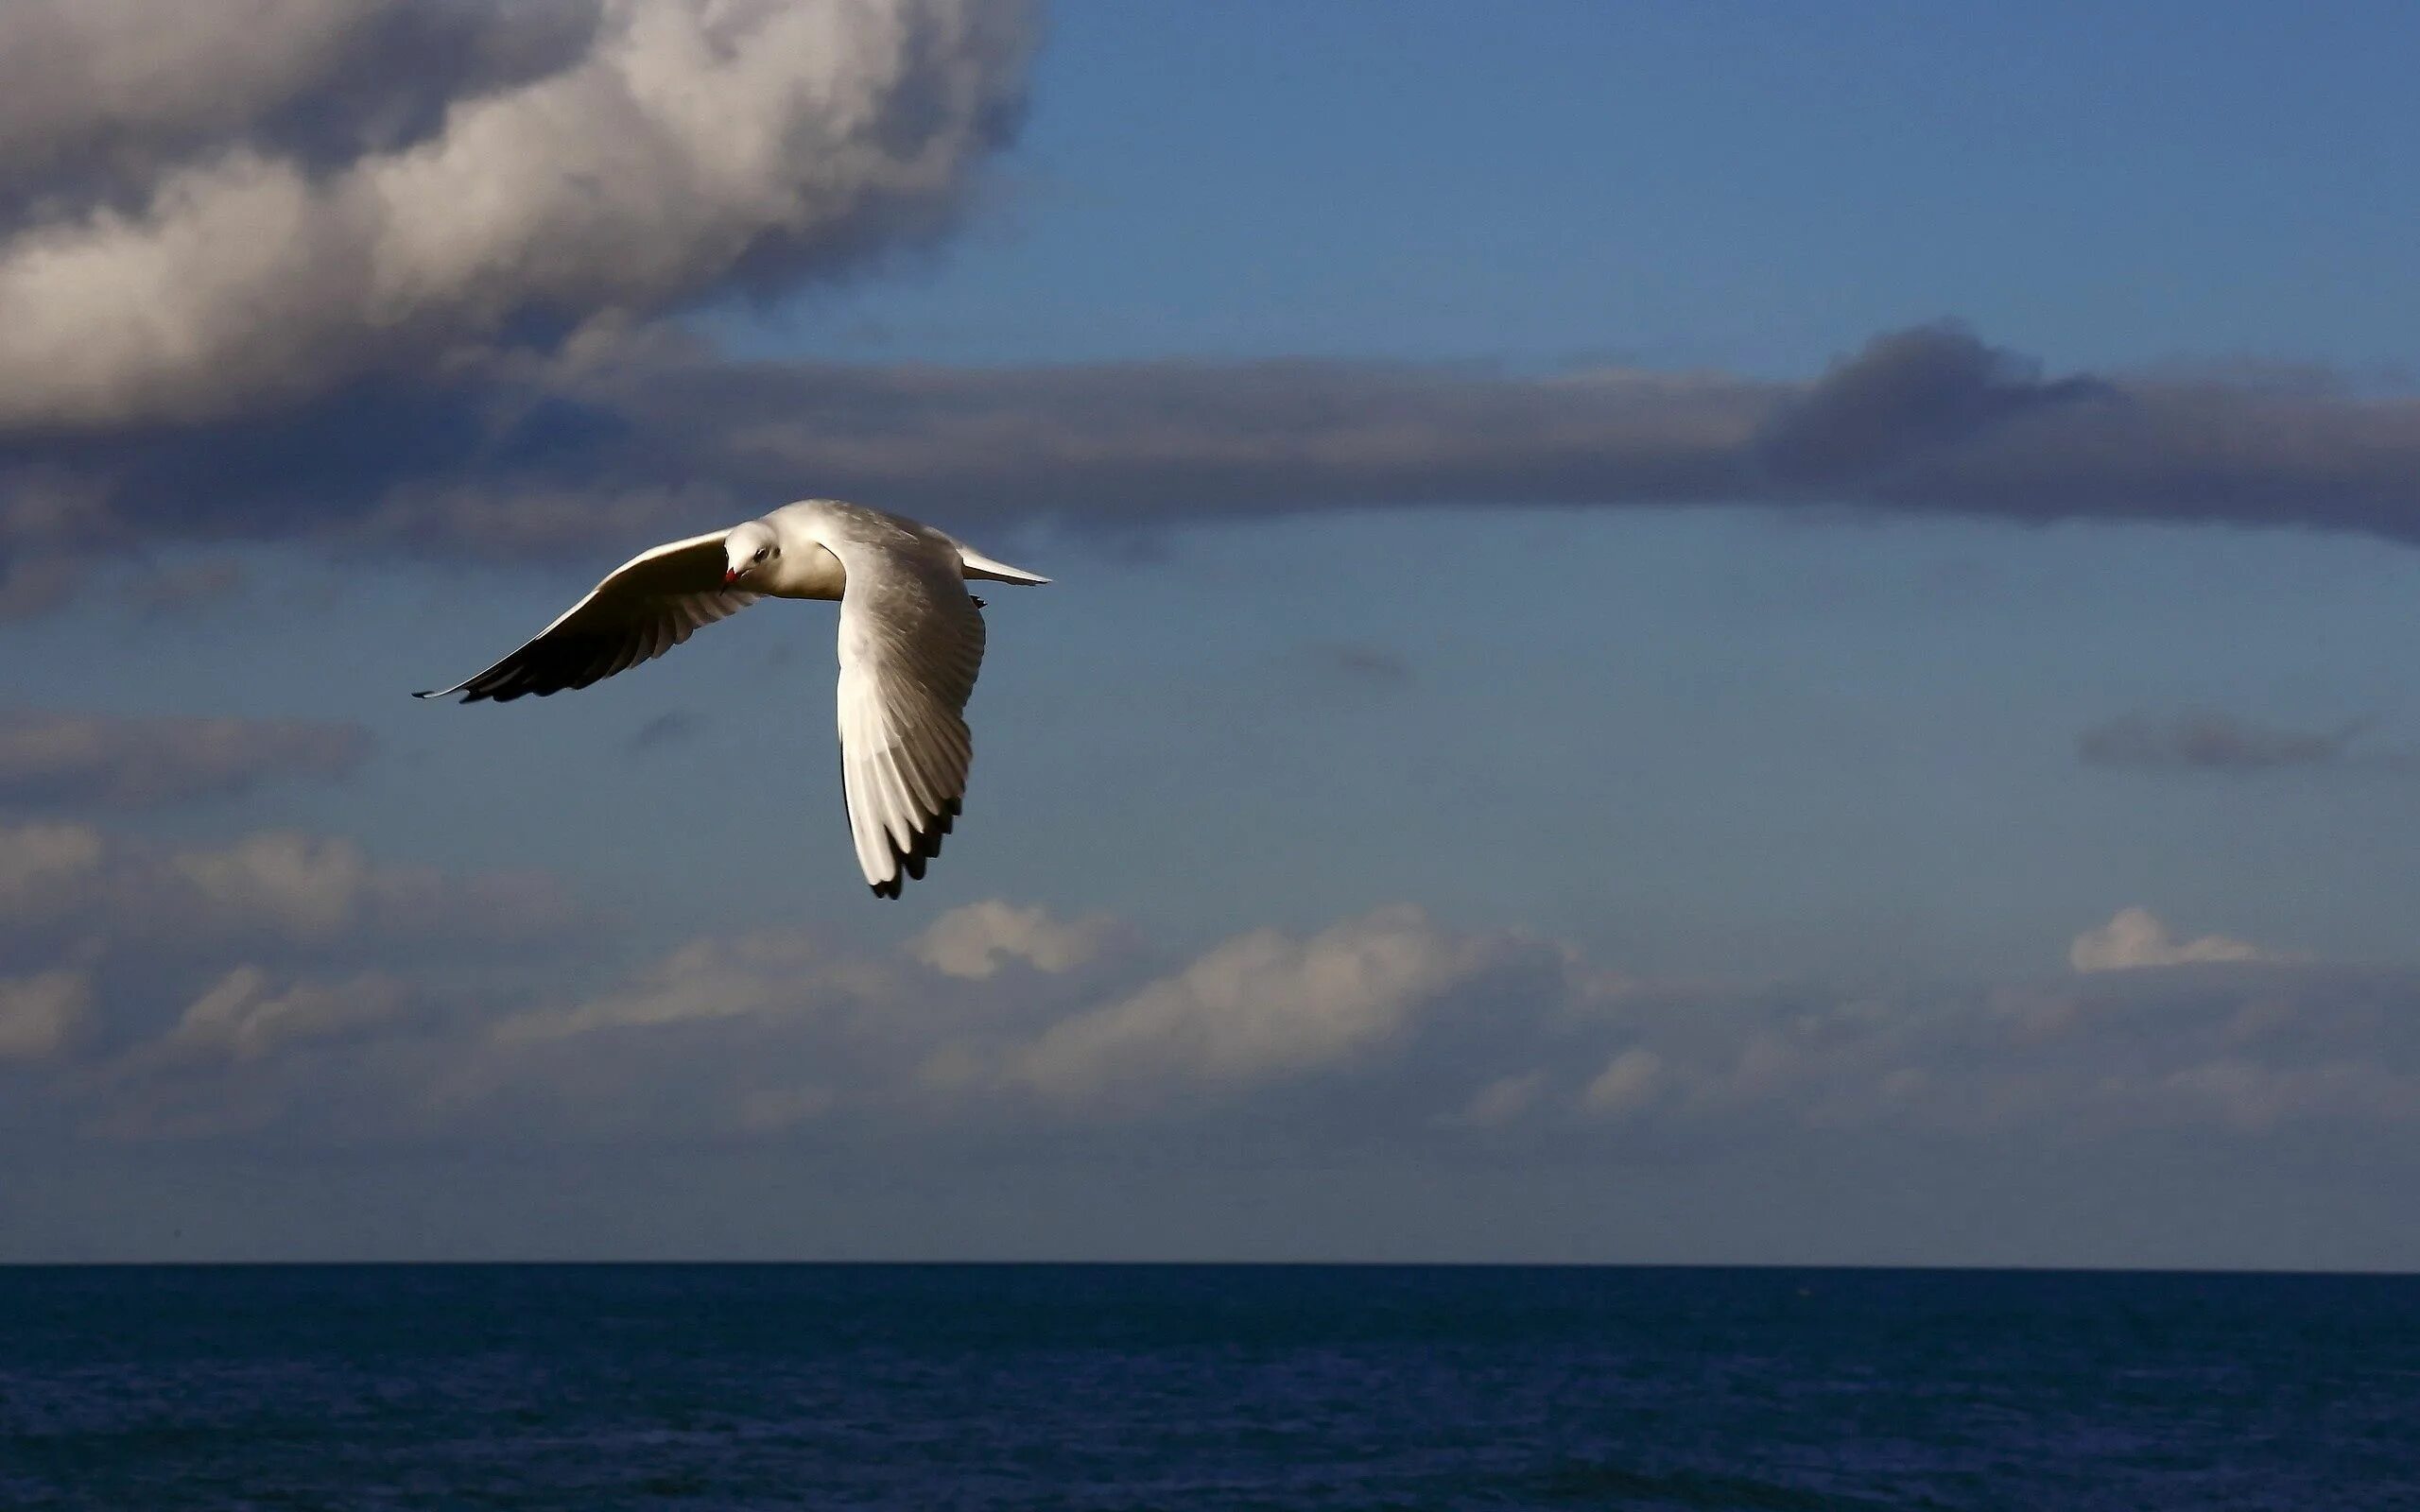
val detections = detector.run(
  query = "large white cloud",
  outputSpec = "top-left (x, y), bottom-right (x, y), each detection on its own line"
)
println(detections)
top-left (0, 0), bottom-right (1034, 429)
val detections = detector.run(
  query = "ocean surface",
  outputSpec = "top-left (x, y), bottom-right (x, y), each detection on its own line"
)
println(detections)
top-left (2, 1264), bottom-right (2415, 1510)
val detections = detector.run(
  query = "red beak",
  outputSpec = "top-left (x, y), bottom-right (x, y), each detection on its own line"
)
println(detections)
top-left (722, 568), bottom-right (739, 584)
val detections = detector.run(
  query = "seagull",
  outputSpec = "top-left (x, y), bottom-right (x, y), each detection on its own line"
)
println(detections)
top-left (416, 499), bottom-right (1049, 898)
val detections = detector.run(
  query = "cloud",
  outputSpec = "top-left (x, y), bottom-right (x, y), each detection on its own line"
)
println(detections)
top-left (0, 1), bottom-right (602, 204)
top-left (1581, 1047), bottom-right (1665, 1118)
top-left (2153, 1057), bottom-right (2420, 1134)
top-left (491, 927), bottom-right (845, 1043)
top-left (0, 819), bottom-right (586, 959)
top-left (67, 319), bottom-right (2420, 574)
top-left (4, 16), bottom-right (2419, 597)
top-left (0, 968), bottom-right (89, 1061)
top-left (471, 904), bottom-right (1584, 1128)
top-left (8, 889), bottom-right (2418, 1157)
top-left (1443, 1070), bottom-right (1549, 1127)
top-left (1007, 906), bottom-right (1523, 1107)
top-left (1302, 642), bottom-right (1413, 684)
top-left (123, 558), bottom-right (247, 619)
top-left (17, 294), bottom-right (2420, 613)
top-left (158, 965), bottom-right (410, 1062)
top-left (913, 900), bottom-right (1115, 979)
top-left (625, 709), bottom-right (702, 753)
top-left (2069, 906), bottom-right (2273, 972)
top-left (0, 0), bottom-right (1034, 432)
top-left (2079, 709), bottom-right (2366, 773)
top-left (0, 708), bottom-right (371, 807)
top-left (1754, 322), bottom-right (2111, 487)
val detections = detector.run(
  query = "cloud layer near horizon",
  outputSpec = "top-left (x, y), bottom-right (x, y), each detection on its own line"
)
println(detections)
top-left (6, 862), bottom-right (2412, 1155)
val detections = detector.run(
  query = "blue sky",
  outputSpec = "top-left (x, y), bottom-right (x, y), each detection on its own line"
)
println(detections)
top-left (3, 0), bottom-right (2419, 1266)
top-left (748, 0), bottom-right (2420, 374)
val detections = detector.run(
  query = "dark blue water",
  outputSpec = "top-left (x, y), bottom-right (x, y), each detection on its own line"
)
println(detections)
top-left (2, 1265), bottom-right (2415, 1510)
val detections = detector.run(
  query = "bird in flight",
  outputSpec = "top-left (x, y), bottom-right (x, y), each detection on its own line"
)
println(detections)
top-left (416, 499), bottom-right (1049, 898)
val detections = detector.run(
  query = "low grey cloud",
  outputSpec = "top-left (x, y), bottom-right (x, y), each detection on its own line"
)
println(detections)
top-left (22, 323), bottom-right (2420, 612)
top-left (0, 708), bottom-right (371, 807)
top-left (529, 322), bottom-right (2420, 550)
top-left (2079, 709), bottom-right (2369, 773)
top-left (1754, 323), bottom-right (2113, 487)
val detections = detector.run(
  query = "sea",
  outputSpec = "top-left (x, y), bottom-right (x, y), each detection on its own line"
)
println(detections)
top-left (1, 1264), bottom-right (2414, 1510)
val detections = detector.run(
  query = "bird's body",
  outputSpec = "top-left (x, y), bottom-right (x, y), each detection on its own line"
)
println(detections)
top-left (416, 500), bottom-right (1049, 898)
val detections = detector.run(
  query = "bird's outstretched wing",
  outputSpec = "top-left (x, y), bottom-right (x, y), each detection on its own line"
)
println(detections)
top-left (822, 521), bottom-right (987, 898)
top-left (415, 532), bottom-right (759, 703)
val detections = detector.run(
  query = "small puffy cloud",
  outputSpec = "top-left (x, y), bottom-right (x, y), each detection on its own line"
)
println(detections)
top-left (2079, 710), bottom-right (2362, 774)
top-left (492, 926), bottom-right (910, 1044)
top-left (0, 968), bottom-right (90, 1061)
top-left (0, 707), bottom-right (371, 807)
top-left (625, 710), bottom-right (702, 753)
top-left (1009, 906), bottom-right (1494, 1106)
top-left (1443, 1070), bottom-right (1548, 1128)
top-left (2069, 907), bottom-right (2273, 973)
top-left (913, 900), bottom-right (1115, 980)
top-left (1582, 1047), bottom-right (1665, 1118)
top-left (0, 819), bottom-right (104, 911)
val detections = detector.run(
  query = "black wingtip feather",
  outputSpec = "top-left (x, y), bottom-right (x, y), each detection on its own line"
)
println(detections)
top-left (866, 796), bottom-right (965, 899)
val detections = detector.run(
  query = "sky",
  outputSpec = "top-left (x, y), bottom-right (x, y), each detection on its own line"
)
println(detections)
top-left (4, 0), bottom-right (2420, 1268)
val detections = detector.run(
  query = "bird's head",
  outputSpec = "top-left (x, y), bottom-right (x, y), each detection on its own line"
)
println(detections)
top-left (723, 523), bottom-right (779, 585)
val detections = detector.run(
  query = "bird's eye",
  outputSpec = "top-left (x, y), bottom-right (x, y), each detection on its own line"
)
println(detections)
top-left (753, 547), bottom-right (769, 562)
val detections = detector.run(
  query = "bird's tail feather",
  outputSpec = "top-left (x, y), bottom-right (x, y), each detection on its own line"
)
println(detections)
top-left (956, 545), bottom-right (1051, 585)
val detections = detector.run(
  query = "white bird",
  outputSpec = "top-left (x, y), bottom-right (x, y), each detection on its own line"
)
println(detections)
top-left (416, 499), bottom-right (1049, 898)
